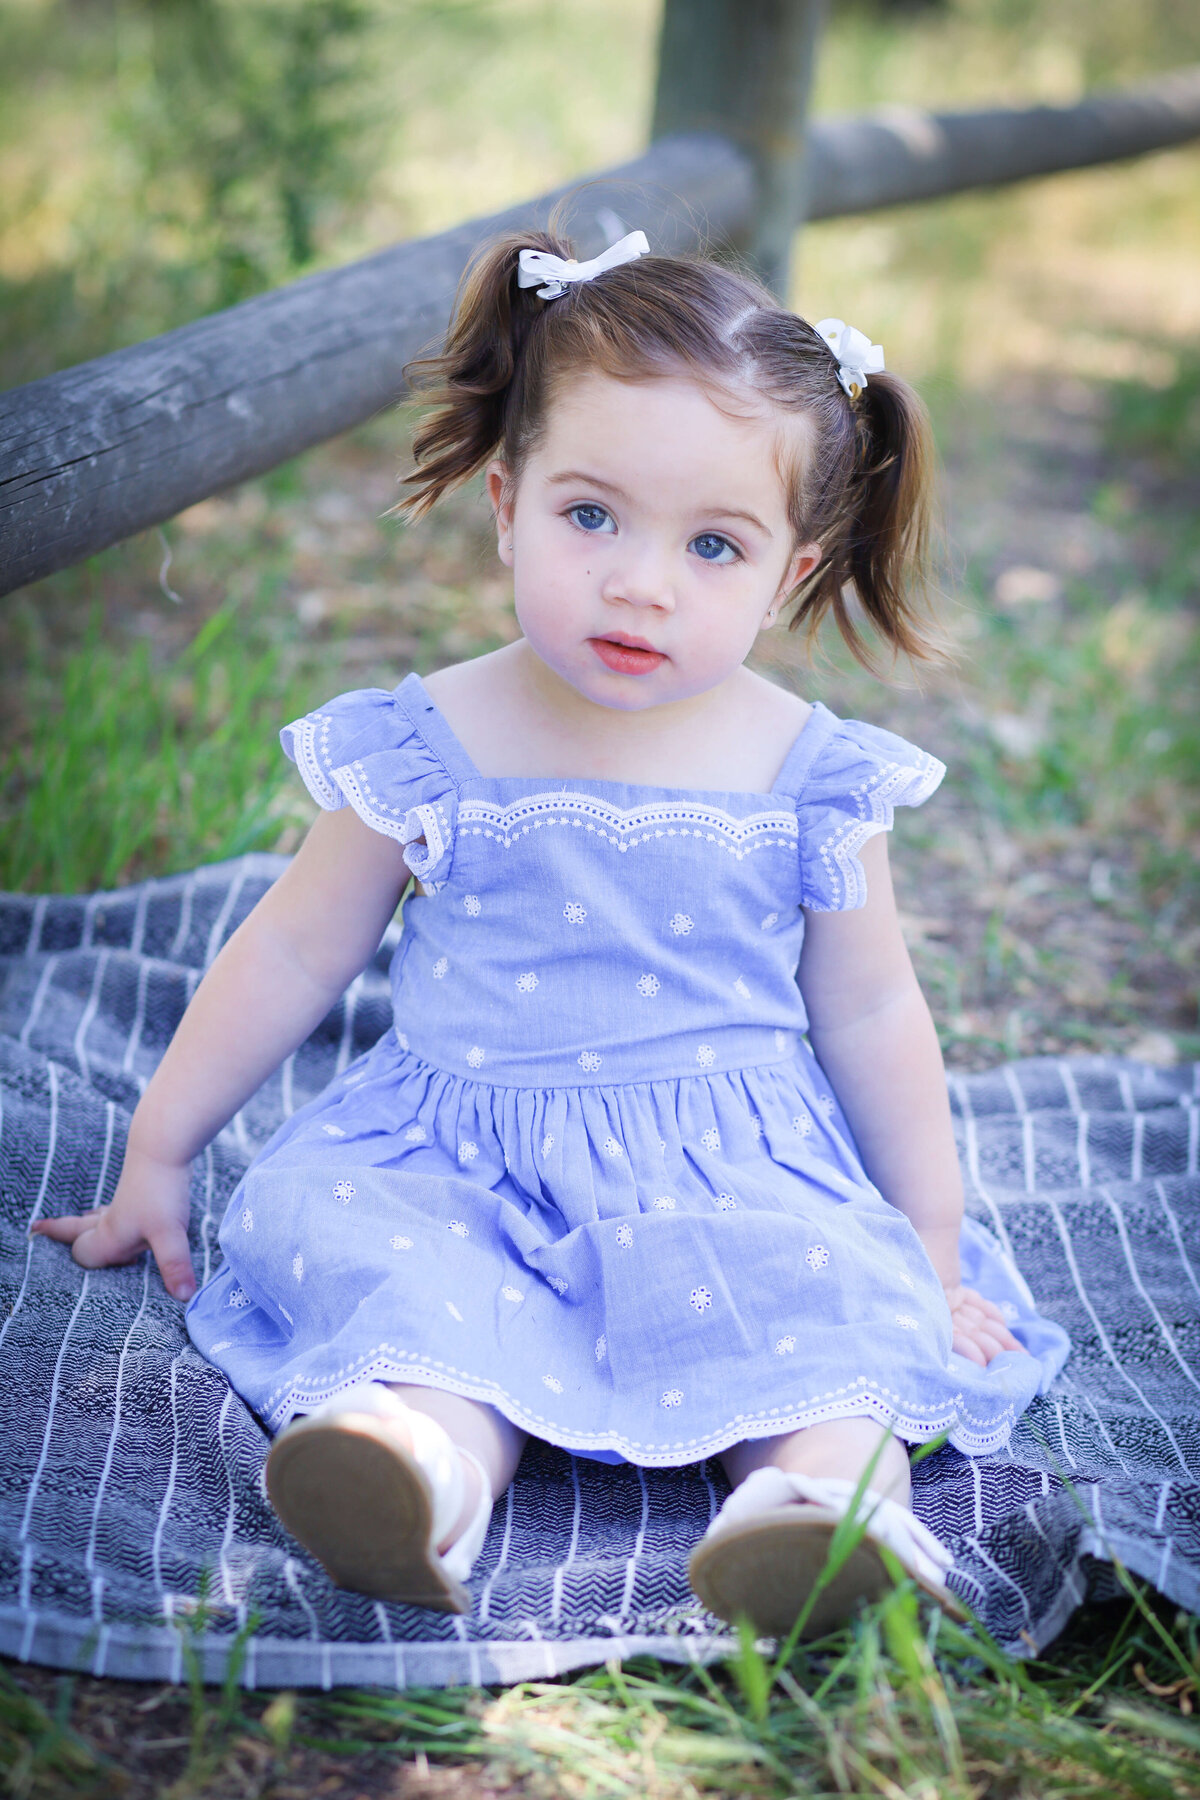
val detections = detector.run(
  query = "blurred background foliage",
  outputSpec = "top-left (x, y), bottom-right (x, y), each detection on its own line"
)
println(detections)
top-left (4, 0), bottom-right (1200, 387)
top-left (1, 0), bottom-right (1198, 1066)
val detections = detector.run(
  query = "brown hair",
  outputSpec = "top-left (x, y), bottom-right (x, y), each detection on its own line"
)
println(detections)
top-left (400, 226), bottom-right (940, 668)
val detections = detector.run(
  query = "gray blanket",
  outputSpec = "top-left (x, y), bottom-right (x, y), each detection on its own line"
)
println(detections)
top-left (1, 855), bottom-right (1197, 1688)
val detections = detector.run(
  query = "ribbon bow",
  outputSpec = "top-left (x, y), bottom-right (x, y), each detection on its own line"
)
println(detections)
top-left (814, 318), bottom-right (886, 399)
top-left (517, 230), bottom-right (651, 300)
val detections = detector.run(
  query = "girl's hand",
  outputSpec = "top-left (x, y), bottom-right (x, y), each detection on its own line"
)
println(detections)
top-left (944, 1283), bottom-right (1027, 1366)
top-left (31, 1144), bottom-right (196, 1302)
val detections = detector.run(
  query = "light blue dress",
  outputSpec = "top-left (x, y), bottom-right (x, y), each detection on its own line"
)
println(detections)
top-left (187, 672), bottom-right (1070, 1463)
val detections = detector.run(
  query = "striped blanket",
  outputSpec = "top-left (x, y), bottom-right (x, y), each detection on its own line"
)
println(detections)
top-left (1, 856), bottom-right (1197, 1688)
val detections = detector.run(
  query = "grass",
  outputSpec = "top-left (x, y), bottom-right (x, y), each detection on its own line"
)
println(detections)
top-left (4, 1576), bottom-right (1200, 1797)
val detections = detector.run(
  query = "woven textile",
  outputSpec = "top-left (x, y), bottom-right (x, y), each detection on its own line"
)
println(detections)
top-left (1, 855), bottom-right (1197, 1688)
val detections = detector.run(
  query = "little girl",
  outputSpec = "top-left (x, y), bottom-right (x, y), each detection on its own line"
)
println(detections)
top-left (35, 227), bottom-right (1070, 1638)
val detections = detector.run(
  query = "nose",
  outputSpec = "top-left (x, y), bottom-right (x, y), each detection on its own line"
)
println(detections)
top-left (599, 540), bottom-right (675, 613)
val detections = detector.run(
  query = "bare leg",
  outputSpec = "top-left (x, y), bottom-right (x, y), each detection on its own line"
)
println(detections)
top-left (385, 1384), bottom-right (527, 1551)
top-left (722, 1417), bottom-right (911, 1506)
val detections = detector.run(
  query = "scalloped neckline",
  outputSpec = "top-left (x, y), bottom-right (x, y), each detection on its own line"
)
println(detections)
top-left (393, 672), bottom-right (840, 804)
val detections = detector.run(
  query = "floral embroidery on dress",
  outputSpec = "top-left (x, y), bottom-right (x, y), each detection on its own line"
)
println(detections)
top-left (292, 1254), bottom-right (304, 1281)
top-left (775, 1030), bottom-right (791, 1055)
top-left (1000, 1300), bottom-right (1020, 1322)
top-left (603, 1136), bottom-right (623, 1157)
top-left (458, 1142), bottom-right (479, 1162)
top-left (241, 1209), bottom-right (254, 1231)
top-left (463, 894), bottom-right (482, 916)
top-left (636, 973), bottom-right (660, 997)
top-left (543, 1375), bottom-right (563, 1394)
top-left (502, 1285), bottom-right (524, 1303)
top-left (322, 1123), bottom-right (346, 1137)
top-left (806, 1245), bottom-right (830, 1271)
top-left (333, 1180), bottom-right (355, 1204)
top-left (761, 911), bottom-right (778, 929)
top-left (733, 976), bottom-right (751, 999)
top-left (898, 1269), bottom-right (915, 1289)
top-left (580, 1050), bottom-right (603, 1073)
top-left (653, 1196), bottom-right (677, 1210)
top-left (816, 1094), bottom-right (836, 1119)
top-left (446, 1301), bottom-right (464, 1321)
top-left (397, 1032), bottom-right (410, 1051)
top-left (563, 901), bottom-right (587, 924)
top-left (515, 972), bottom-right (539, 993)
top-left (696, 1044), bottom-right (715, 1067)
top-left (689, 1286), bottom-right (713, 1313)
top-left (700, 1128), bottom-right (720, 1153)
top-left (659, 1138), bottom-right (668, 1154)
top-left (896, 1314), bottom-right (920, 1330)
top-left (448, 1219), bottom-right (469, 1237)
top-left (391, 1235), bottom-right (413, 1250)
top-left (594, 1334), bottom-right (607, 1361)
top-left (541, 1134), bottom-right (554, 1157)
top-left (616, 1224), bottom-right (633, 1248)
top-left (792, 1111), bottom-right (813, 1137)
top-left (751, 1115), bottom-right (764, 1139)
top-left (669, 912), bottom-right (694, 935)
top-left (228, 1286), bottom-right (251, 1309)
top-left (775, 1335), bottom-right (796, 1355)
top-left (432, 957), bottom-right (448, 980)
top-left (404, 1124), bottom-right (427, 1143)
top-left (660, 1389), bottom-right (684, 1408)
top-left (547, 1276), bottom-right (568, 1296)
top-left (715, 1193), bottom-right (737, 1211)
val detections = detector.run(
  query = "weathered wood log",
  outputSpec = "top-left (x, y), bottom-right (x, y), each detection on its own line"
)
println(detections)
top-left (0, 136), bottom-right (755, 599)
top-left (804, 65), bottom-right (1200, 218)
top-left (3, 65), bottom-right (1199, 599)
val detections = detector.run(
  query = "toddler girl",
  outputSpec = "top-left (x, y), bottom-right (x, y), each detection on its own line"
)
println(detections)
top-left (35, 227), bottom-right (1070, 1637)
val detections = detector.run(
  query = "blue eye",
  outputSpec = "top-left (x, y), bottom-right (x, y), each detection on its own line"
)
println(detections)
top-left (691, 532), bottom-right (738, 564)
top-left (569, 503), bottom-right (614, 533)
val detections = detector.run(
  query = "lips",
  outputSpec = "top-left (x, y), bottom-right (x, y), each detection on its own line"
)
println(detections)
top-left (589, 636), bottom-right (667, 675)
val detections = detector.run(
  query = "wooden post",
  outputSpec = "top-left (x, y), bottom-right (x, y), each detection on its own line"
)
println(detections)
top-left (652, 0), bottom-right (828, 297)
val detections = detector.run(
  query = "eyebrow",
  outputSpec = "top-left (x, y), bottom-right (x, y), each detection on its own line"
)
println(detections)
top-left (544, 470), bottom-right (772, 536)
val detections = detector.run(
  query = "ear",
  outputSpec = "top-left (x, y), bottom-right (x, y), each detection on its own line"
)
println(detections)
top-left (763, 541), bottom-right (821, 628)
top-left (486, 460), bottom-right (514, 568)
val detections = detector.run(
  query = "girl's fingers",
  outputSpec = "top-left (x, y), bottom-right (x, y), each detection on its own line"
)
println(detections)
top-left (951, 1328), bottom-right (987, 1367)
top-left (31, 1211), bottom-right (107, 1244)
top-left (147, 1222), bottom-right (197, 1303)
top-left (68, 1210), bottom-right (149, 1270)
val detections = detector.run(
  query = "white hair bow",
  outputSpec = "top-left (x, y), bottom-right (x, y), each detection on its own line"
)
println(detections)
top-left (814, 318), bottom-right (886, 399)
top-left (517, 230), bottom-right (650, 301)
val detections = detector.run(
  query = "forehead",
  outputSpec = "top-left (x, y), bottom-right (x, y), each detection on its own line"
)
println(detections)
top-left (534, 371), bottom-right (799, 515)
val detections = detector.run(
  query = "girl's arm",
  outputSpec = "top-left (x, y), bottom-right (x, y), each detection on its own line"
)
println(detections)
top-left (798, 833), bottom-right (1024, 1367)
top-left (32, 807), bottom-right (411, 1300)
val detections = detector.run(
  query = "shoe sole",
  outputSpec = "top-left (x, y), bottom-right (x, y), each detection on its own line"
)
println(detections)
top-left (265, 1416), bottom-right (469, 1612)
top-left (688, 1508), bottom-right (965, 1639)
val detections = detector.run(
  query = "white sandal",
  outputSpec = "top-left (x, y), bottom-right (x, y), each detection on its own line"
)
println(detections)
top-left (688, 1467), bottom-right (964, 1639)
top-left (265, 1382), bottom-right (492, 1613)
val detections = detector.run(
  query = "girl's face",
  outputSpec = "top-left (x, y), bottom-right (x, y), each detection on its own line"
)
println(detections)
top-left (487, 373), bottom-right (820, 713)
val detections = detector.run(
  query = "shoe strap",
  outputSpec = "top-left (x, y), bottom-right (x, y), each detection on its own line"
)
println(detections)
top-left (439, 1445), bottom-right (493, 1582)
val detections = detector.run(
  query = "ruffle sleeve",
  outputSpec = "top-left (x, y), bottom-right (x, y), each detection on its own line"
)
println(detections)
top-left (280, 687), bottom-right (456, 889)
top-left (795, 717), bottom-right (945, 912)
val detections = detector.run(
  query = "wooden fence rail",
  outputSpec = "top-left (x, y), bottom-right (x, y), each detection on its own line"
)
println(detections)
top-left (2, 63), bottom-right (1199, 599)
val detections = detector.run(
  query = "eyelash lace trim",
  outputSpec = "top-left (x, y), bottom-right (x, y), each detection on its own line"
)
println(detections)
top-left (457, 792), bottom-right (799, 859)
top-left (809, 752), bottom-right (945, 910)
top-left (283, 712), bottom-right (454, 890)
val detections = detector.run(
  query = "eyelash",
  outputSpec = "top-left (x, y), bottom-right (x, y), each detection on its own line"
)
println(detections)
top-left (566, 506), bottom-right (743, 565)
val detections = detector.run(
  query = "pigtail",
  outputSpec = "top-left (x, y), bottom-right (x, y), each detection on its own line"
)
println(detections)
top-left (397, 228), bottom-right (572, 518)
top-left (788, 372), bottom-right (943, 671)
